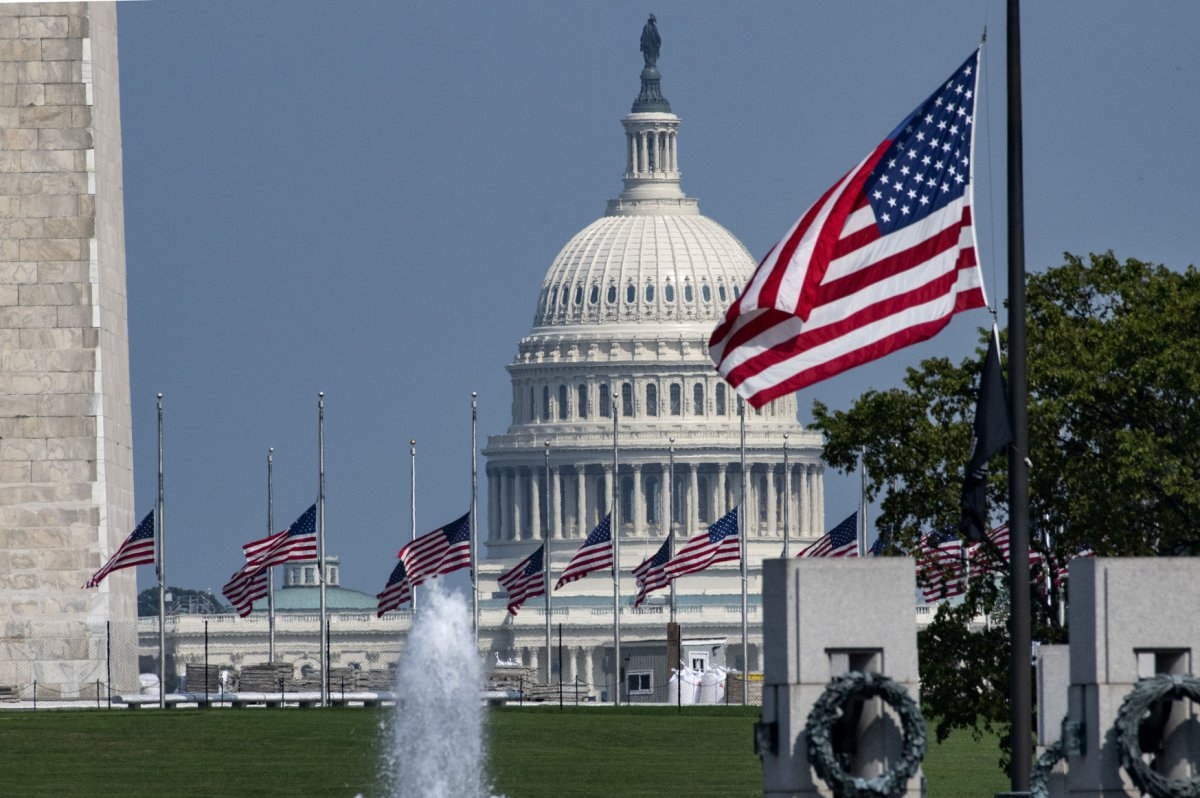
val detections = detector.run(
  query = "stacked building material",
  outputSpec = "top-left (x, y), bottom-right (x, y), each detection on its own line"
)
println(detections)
top-left (237, 662), bottom-right (294, 692)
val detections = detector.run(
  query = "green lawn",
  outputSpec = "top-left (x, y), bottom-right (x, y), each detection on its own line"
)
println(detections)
top-left (0, 706), bottom-right (1008, 797)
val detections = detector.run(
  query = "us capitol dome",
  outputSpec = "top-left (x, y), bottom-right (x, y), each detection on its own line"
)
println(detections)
top-left (477, 25), bottom-right (827, 678)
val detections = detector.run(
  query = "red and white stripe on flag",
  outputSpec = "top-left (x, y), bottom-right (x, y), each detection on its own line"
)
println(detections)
top-left (710, 50), bottom-right (986, 408)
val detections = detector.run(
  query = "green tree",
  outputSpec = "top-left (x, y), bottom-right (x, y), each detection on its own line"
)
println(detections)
top-left (811, 253), bottom-right (1200, 764)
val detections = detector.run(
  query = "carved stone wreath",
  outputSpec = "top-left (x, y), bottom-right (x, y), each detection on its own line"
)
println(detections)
top-left (1113, 674), bottom-right (1200, 798)
top-left (804, 671), bottom-right (927, 798)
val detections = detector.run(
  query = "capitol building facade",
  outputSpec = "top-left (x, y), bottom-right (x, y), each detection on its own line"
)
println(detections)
top-left (138, 37), bottom-right (839, 700)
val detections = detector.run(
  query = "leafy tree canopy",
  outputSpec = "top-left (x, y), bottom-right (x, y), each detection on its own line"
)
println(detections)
top-left (810, 252), bottom-right (1200, 759)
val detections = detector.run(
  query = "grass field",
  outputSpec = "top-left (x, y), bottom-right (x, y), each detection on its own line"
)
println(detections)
top-left (0, 706), bottom-right (1009, 797)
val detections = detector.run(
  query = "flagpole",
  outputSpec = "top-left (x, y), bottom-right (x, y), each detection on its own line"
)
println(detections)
top-left (611, 393), bottom-right (621, 707)
top-left (782, 433), bottom-right (790, 559)
top-left (156, 393), bottom-right (165, 709)
top-left (409, 439), bottom-right (417, 612)
top-left (859, 447), bottom-right (868, 556)
top-left (471, 392), bottom-right (479, 639)
top-left (667, 436), bottom-right (675, 624)
top-left (318, 392), bottom-right (328, 708)
top-left (738, 396), bottom-right (748, 706)
top-left (267, 447), bottom-right (275, 663)
top-left (1007, 1), bottom-right (1033, 788)
top-left (543, 442), bottom-right (552, 685)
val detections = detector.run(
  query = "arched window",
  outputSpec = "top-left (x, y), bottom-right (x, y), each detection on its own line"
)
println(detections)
top-left (702, 283), bottom-right (712, 302)
top-left (558, 384), bottom-right (568, 420)
top-left (684, 283), bottom-right (694, 303)
top-left (577, 384), bottom-right (588, 419)
top-left (718, 284), bottom-right (728, 302)
top-left (542, 386), bottom-right (550, 420)
top-left (693, 383), bottom-right (705, 415)
top-left (664, 282), bottom-right (675, 303)
top-left (607, 285), bottom-right (617, 304)
top-left (715, 383), bottom-right (726, 415)
top-left (626, 283), bottom-right (636, 304)
top-left (646, 383), bottom-right (658, 416)
top-left (645, 283), bottom-right (655, 302)
top-left (670, 383), bottom-right (682, 415)
top-left (733, 285), bottom-right (741, 299)
top-left (574, 286), bottom-right (583, 306)
top-left (599, 384), bottom-right (611, 418)
top-left (561, 285), bottom-right (570, 305)
top-left (590, 285), bottom-right (600, 305)
top-left (622, 382), bottom-right (634, 417)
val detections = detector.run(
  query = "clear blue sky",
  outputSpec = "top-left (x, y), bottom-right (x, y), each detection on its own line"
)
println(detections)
top-left (115, 1), bottom-right (1200, 595)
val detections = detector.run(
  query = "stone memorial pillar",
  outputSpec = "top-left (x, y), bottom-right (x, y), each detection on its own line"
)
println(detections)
top-left (1064, 558), bottom-right (1200, 797)
top-left (760, 558), bottom-right (923, 797)
top-left (0, 2), bottom-right (136, 698)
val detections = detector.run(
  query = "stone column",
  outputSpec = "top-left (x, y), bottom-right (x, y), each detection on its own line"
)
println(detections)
top-left (583, 647), bottom-right (595, 692)
top-left (639, 131), bottom-right (649, 173)
top-left (803, 466), bottom-right (814, 539)
top-left (487, 471), bottom-right (499, 542)
top-left (632, 464), bottom-right (644, 536)
top-left (815, 466), bottom-right (825, 535)
top-left (652, 130), bottom-right (660, 172)
top-left (530, 468), bottom-right (542, 541)
top-left (627, 133), bottom-right (637, 175)
top-left (499, 468), bottom-right (511, 541)
top-left (687, 463), bottom-right (698, 534)
top-left (513, 469), bottom-right (526, 541)
top-left (550, 467), bottom-right (562, 539)
top-left (602, 465), bottom-right (613, 523)
top-left (716, 464), bottom-right (727, 518)
top-left (575, 468), bottom-right (587, 537)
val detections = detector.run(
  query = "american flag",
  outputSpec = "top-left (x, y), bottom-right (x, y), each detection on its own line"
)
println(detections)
top-left (241, 504), bottom-right (318, 568)
top-left (798, 512), bottom-right (859, 558)
top-left (376, 560), bottom-right (412, 617)
top-left (710, 50), bottom-right (986, 408)
top-left (399, 512), bottom-right (471, 587)
top-left (223, 504), bottom-right (318, 617)
top-left (969, 523), bottom-right (1043, 574)
top-left (498, 545), bottom-right (546, 616)
top-left (555, 514), bottom-right (613, 590)
top-left (663, 507), bottom-right (740, 580)
top-left (632, 537), bottom-right (673, 608)
top-left (917, 531), bottom-right (966, 602)
top-left (83, 511), bottom-right (156, 588)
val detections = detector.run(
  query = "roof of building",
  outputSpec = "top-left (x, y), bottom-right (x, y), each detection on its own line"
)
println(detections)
top-left (249, 585), bottom-right (378, 613)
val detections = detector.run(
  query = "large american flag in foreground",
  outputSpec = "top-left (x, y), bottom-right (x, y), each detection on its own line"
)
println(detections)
top-left (223, 504), bottom-right (318, 617)
top-left (83, 510), bottom-right (156, 588)
top-left (663, 507), bottom-right (740, 581)
top-left (632, 537), bottom-right (673, 608)
top-left (555, 513), bottom-right (613, 590)
top-left (498, 545), bottom-right (546, 616)
top-left (399, 512), bottom-right (471, 588)
top-left (798, 511), bottom-right (859, 558)
top-left (710, 50), bottom-right (985, 407)
top-left (376, 560), bottom-right (412, 617)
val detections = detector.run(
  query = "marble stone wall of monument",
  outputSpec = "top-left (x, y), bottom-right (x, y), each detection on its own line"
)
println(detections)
top-left (0, 2), bottom-right (136, 696)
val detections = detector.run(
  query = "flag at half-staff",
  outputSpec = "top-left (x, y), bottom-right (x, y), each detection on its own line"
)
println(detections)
top-left (798, 511), bottom-right (859, 558)
top-left (709, 50), bottom-right (985, 408)
top-left (632, 537), bottom-right (672, 608)
top-left (83, 510), bottom-right (156, 588)
top-left (376, 560), bottom-right (411, 617)
top-left (917, 531), bottom-right (966, 602)
top-left (222, 503), bottom-right (318, 617)
top-left (399, 512), bottom-right (471, 588)
top-left (555, 513), bottom-right (613, 590)
top-left (663, 507), bottom-right (740, 581)
top-left (498, 544), bottom-right (546, 616)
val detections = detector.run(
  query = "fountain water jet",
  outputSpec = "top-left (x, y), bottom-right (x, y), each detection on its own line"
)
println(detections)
top-left (383, 582), bottom-right (498, 798)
